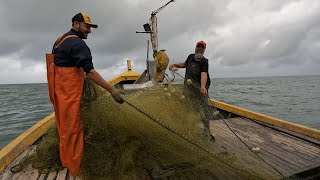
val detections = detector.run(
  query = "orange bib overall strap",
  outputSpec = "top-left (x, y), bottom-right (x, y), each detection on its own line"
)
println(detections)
top-left (45, 34), bottom-right (84, 176)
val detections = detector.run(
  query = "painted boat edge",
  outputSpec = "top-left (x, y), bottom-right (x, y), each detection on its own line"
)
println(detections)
top-left (209, 99), bottom-right (320, 140)
top-left (0, 113), bottom-right (55, 173)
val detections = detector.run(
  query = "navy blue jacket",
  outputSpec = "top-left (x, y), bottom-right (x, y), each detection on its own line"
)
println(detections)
top-left (53, 29), bottom-right (94, 74)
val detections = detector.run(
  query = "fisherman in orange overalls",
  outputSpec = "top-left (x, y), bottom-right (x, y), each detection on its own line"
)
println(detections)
top-left (46, 13), bottom-right (125, 176)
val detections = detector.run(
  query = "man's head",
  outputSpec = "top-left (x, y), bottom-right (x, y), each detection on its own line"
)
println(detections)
top-left (72, 13), bottom-right (98, 39)
top-left (196, 41), bottom-right (206, 49)
top-left (194, 41), bottom-right (206, 61)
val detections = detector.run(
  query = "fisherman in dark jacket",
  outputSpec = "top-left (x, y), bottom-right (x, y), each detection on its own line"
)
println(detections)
top-left (169, 41), bottom-right (213, 140)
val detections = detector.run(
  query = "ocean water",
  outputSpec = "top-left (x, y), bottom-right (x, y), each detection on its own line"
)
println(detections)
top-left (0, 84), bottom-right (53, 149)
top-left (210, 75), bottom-right (320, 129)
top-left (0, 75), bottom-right (319, 149)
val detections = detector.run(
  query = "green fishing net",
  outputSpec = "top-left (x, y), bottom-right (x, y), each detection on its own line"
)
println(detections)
top-left (19, 79), bottom-right (278, 179)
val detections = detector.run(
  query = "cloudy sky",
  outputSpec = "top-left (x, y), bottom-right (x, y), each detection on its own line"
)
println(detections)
top-left (0, 0), bottom-right (319, 84)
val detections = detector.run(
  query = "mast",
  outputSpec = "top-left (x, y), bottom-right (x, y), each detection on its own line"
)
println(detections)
top-left (136, 0), bottom-right (175, 83)
top-left (149, 15), bottom-right (158, 53)
top-left (137, 0), bottom-right (175, 54)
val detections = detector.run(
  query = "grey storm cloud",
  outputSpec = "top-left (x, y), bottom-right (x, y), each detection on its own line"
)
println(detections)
top-left (0, 0), bottom-right (320, 84)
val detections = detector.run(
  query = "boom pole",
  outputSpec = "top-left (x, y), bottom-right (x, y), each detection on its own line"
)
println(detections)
top-left (150, 0), bottom-right (174, 54)
top-left (136, 0), bottom-right (175, 55)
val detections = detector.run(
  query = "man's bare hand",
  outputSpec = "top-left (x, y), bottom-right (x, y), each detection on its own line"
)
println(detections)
top-left (200, 86), bottom-right (207, 95)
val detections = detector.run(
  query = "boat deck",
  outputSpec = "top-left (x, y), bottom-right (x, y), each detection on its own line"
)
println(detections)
top-left (210, 117), bottom-right (320, 178)
top-left (1, 117), bottom-right (319, 179)
top-left (3, 168), bottom-right (79, 180)
top-left (0, 145), bottom-right (81, 180)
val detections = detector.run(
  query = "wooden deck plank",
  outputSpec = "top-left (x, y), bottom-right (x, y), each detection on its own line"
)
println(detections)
top-left (69, 174), bottom-right (82, 180)
top-left (69, 175), bottom-right (83, 180)
top-left (11, 169), bottom-right (39, 180)
top-left (209, 120), bottom-right (282, 178)
top-left (0, 145), bottom-right (36, 180)
top-left (46, 171), bottom-right (58, 180)
top-left (241, 121), bottom-right (319, 158)
top-left (56, 168), bottom-right (68, 180)
top-left (0, 171), bottom-right (13, 180)
top-left (223, 117), bottom-right (320, 176)
top-left (226, 118), bottom-right (320, 162)
top-left (224, 125), bottom-right (310, 172)
top-left (38, 173), bottom-right (46, 180)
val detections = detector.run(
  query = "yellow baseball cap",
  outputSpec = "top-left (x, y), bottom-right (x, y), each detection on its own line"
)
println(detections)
top-left (72, 13), bottom-right (98, 28)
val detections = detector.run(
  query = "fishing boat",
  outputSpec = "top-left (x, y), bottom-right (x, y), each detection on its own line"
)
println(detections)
top-left (1, 1), bottom-right (320, 179)
top-left (1, 58), bottom-right (319, 179)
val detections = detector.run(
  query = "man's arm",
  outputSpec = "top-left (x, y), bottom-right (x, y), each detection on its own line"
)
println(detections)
top-left (200, 72), bottom-right (208, 95)
top-left (200, 59), bottom-right (209, 95)
top-left (169, 63), bottom-right (186, 70)
top-left (87, 69), bottom-right (126, 104)
top-left (71, 41), bottom-right (125, 103)
top-left (87, 69), bottom-right (112, 92)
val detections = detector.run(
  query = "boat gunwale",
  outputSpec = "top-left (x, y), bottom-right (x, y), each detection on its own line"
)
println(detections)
top-left (0, 113), bottom-right (55, 173)
top-left (209, 99), bottom-right (320, 140)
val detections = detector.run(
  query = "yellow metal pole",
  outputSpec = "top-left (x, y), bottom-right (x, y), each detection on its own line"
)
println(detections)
top-left (127, 59), bottom-right (132, 71)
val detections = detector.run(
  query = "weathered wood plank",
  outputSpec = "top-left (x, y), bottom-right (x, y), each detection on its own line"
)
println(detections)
top-left (38, 173), bottom-right (46, 180)
top-left (56, 168), bottom-right (68, 180)
top-left (69, 172), bottom-right (82, 180)
top-left (0, 145), bottom-right (36, 180)
top-left (69, 174), bottom-right (82, 180)
top-left (0, 171), bottom-right (13, 180)
top-left (209, 120), bottom-right (282, 178)
top-left (74, 176), bottom-right (82, 180)
top-left (228, 118), bottom-right (320, 157)
top-left (11, 169), bottom-right (39, 180)
top-left (227, 117), bottom-right (320, 160)
top-left (223, 117), bottom-right (320, 176)
top-left (46, 171), bottom-right (58, 180)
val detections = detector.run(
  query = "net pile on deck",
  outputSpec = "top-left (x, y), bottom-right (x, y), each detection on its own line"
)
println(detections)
top-left (21, 80), bottom-right (272, 179)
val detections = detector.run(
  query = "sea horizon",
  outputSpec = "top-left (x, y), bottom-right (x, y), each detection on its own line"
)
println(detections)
top-left (0, 74), bottom-right (319, 86)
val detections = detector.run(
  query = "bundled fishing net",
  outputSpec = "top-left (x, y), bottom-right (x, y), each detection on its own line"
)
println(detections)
top-left (19, 79), bottom-right (273, 179)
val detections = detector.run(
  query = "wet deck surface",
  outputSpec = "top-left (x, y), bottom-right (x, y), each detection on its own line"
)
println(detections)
top-left (1, 166), bottom-right (81, 180)
top-left (1, 117), bottom-right (319, 179)
top-left (210, 117), bottom-right (320, 177)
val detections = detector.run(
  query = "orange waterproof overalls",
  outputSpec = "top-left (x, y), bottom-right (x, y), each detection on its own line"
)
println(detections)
top-left (46, 35), bottom-right (84, 176)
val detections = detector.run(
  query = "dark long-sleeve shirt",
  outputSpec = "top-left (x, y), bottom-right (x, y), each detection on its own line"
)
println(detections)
top-left (184, 54), bottom-right (211, 89)
top-left (54, 29), bottom-right (94, 74)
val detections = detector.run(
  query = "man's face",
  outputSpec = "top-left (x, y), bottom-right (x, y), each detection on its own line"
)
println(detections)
top-left (195, 44), bottom-right (205, 54)
top-left (74, 22), bottom-right (91, 39)
top-left (79, 22), bottom-right (91, 39)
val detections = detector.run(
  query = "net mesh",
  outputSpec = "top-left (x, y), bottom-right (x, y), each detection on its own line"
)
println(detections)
top-left (19, 79), bottom-right (277, 179)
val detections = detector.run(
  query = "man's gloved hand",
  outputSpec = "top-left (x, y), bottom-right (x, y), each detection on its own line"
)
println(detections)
top-left (110, 87), bottom-right (126, 104)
